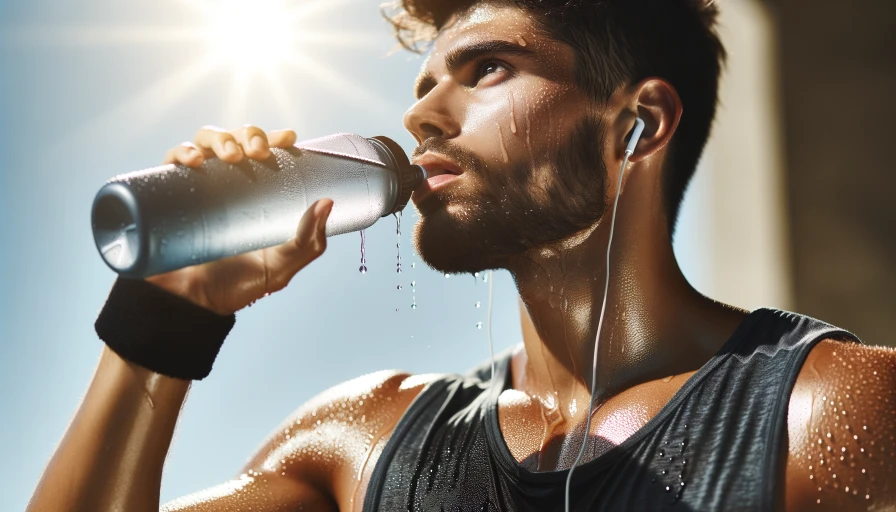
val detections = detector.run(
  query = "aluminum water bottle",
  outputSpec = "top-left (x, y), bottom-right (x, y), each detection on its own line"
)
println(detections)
top-left (91, 133), bottom-right (426, 278)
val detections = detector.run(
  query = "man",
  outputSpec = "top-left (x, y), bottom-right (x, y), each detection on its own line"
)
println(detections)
top-left (28, 0), bottom-right (896, 510)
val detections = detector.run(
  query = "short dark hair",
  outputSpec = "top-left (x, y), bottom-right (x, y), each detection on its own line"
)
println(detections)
top-left (384, 0), bottom-right (726, 236)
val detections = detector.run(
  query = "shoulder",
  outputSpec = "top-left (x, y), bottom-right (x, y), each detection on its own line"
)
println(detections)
top-left (239, 370), bottom-right (446, 495)
top-left (785, 339), bottom-right (896, 511)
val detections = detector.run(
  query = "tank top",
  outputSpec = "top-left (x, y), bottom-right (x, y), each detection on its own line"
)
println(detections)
top-left (362, 308), bottom-right (859, 511)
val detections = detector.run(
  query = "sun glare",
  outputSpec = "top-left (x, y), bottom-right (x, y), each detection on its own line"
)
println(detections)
top-left (19, 0), bottom-right (399, 149)
top-left (203, 0), bottom-right (295, 71)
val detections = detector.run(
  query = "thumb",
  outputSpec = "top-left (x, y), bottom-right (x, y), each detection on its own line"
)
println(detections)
top-left (270, 199), bottom-right (333, 276)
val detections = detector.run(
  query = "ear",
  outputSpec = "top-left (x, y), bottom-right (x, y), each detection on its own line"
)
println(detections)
top-left (612, 78), bottom-right (682, 162)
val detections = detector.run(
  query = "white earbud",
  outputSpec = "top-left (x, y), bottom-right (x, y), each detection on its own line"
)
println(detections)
top-left (625, 118), bottom-right (645, 157)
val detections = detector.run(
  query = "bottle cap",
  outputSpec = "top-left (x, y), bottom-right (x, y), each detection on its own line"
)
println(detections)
top-left (368, 136), bottom-right (427, 216)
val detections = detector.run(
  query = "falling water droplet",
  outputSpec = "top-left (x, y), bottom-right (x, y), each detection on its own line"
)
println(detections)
top-left (359, 229), bottom-right (367, 274)
top-left (445, 273), bottom-right (451, 279)
top-left (476, 322), bottom-right (483, 329)
top-left (482, 273), bottom-right (489, 283)
top-left (397, 285), bottom-right (403, 290)
top-left (475, 301), bottom-right (481, 308)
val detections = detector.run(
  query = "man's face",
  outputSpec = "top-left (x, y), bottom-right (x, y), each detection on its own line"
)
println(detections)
top-left (405, 2), bottom-right (612, 273)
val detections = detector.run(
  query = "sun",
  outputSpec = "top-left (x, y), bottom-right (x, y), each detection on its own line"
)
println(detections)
top-left (14, 0), bottom-right (401, 148)
top-left (201, 0), bottom-right (298, 72)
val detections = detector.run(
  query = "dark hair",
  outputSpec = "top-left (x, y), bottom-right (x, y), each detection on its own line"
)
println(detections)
top-left (384, 0), bottom-right (726, 236)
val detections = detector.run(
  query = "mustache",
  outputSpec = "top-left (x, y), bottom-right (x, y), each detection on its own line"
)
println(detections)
top-left (412, 138), bottom-right (487, 174)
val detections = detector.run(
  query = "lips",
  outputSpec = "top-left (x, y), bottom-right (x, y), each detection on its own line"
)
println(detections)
top-left (411, 153), bottom-right (464, 205)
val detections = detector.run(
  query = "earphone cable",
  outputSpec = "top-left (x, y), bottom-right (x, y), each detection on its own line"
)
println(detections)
top-left (564, 151), bottom-right (632, 512)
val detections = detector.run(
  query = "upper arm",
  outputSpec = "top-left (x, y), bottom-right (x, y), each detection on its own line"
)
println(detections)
top-left (160, 370), bottom-right (440, 512)
top-left (785, 339), bottom-right (896, 511)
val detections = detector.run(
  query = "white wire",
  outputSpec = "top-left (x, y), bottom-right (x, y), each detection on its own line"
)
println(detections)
top-left (487, 269), bottom-right (496, 380)
top-left (564, 152), bottom-right (632, 512)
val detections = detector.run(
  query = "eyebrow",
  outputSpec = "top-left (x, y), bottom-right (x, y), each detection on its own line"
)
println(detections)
top-left (414, 39), bottom-right (536, 99)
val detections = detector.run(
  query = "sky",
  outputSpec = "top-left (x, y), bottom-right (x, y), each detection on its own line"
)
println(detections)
top-left (0, 0), bottom-right (714, 507)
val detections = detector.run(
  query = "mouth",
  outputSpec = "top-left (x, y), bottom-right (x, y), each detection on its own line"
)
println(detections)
top-left (411, 152), bottom-right (464, 205)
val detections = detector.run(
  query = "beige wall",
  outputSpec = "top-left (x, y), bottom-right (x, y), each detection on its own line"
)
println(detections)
top-left (675, 0), bottom-right (793, 312)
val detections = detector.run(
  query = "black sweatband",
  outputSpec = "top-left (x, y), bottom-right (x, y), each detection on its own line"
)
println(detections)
top-left (95, 277), bottom-right (235, 380)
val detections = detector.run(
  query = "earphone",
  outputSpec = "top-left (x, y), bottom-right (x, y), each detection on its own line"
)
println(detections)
top-left (563, 117), bottom-right (645, 512)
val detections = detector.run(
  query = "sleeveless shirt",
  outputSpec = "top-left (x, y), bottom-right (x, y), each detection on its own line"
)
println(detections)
top-left (362, 308), bottom-right (859, 511)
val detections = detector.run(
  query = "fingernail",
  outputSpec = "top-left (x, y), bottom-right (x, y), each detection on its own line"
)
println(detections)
top-left (250, 135), bottom-right (265, 151)
top-left (224, 140), bottom-right (239, 155)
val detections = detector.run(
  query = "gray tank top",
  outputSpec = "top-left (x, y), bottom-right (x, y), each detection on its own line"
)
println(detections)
top-left (363, 308), bottom-right (858, 511)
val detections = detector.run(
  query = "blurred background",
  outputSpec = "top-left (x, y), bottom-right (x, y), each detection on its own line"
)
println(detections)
top-left (0, 0), bottom-right (892, 508)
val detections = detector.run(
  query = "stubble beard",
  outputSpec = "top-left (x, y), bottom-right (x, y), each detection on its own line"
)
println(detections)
top-left (412, 116), bottom-right (610, 274)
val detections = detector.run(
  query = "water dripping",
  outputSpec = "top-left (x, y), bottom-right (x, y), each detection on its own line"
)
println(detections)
top-left (482, 273), bottom-right (489, 283)
top-left (359, 230), bottom-right (367, 274)
top-left (509, 92), bottom-right (517, 134)
top-left (497, 123), bottom-right (510, 163)
top-left (475, 301), bottom-right (482, 308)
top-left (445, 273), bottom-right (451, 279)
top-left (476, 322), bottom-right (483, 329)
top-left (394, 212), bottom-right (403, 274)
top-left (516, 34), bottom-right (527, 46)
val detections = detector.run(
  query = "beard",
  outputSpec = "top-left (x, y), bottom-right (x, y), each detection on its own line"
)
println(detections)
top-left (412, 115), bottom-right (610, 274)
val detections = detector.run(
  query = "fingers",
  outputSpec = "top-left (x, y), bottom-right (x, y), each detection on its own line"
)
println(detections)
top-left (267, 129), bottom-right (297, 148)
top-left (265, 199), bottom-right (334, 292)
top-left (194, 126), bottom-right (243, 163)
top-left (229, 125), bottom-right (270, 160)
top-left (171, 126), bottom-right (296, 167)
top-left (163, 142), bottom-right (205, 167)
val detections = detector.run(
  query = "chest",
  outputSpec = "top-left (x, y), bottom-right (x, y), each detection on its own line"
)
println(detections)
top-left (496, 371), bottom-right (697, 471)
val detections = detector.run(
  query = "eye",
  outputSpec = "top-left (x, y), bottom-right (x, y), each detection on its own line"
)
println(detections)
top-left (473, 59), bottom-right (510, 85)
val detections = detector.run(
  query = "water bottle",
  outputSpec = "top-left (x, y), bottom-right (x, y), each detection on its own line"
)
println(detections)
top-left (91, 133), bottom-right (427, 278)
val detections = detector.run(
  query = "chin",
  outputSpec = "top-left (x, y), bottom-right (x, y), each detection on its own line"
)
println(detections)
top-left (412, 205), bottom-right (509, 275)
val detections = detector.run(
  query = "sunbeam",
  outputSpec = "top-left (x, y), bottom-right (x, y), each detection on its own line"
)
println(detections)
top-left (12, 0), bottom-right (390, 152)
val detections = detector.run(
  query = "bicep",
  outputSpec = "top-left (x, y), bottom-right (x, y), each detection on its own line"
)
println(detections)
top-left (160, 473), bottom-right (336, 512)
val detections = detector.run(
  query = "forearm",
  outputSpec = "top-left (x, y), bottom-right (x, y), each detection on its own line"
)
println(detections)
top-left (28, 345), bottom-right (191, 512)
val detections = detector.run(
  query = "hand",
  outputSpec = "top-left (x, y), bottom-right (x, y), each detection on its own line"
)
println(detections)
top-left (147, 125), bottom-right (333, 315)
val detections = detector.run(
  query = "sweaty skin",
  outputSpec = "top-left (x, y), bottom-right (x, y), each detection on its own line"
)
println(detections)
top-left (28, 3), bottom-right (896, 512)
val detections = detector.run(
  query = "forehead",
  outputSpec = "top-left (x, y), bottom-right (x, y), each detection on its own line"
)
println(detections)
top-left (424, 3), bottom-right (543, 69)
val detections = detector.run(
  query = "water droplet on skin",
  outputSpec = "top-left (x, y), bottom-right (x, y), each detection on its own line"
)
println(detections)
top-left (663, 375), bottom-right (673, 383)
top-left (516, 34), bottom-right (527, 46)
top-left (509, 92), bottom-right (517, 134)
top-left (496, 123), bottom-right (510, 163)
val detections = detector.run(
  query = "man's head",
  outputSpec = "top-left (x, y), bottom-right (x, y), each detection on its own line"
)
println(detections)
top-left (389, 0), bottom-right (725, 274)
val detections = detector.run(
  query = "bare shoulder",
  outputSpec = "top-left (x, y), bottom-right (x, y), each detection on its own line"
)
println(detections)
top-left (242, 369), bottom-right (444, 475)
top-left (161, 370), bottom-right (444, 511)
top-left (785, 339), bottom-right (896, 511)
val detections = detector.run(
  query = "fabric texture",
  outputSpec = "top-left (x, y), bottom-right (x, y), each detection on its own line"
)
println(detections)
top-left (363, 308), bottom-right (858, 511)
top-left (95, 277), bottom-right (235, 380)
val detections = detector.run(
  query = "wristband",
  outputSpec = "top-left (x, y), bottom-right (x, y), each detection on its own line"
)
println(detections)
top-left (95, 277), bottom-right (235, 380)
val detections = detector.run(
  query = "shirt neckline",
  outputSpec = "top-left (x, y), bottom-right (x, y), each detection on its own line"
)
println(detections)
top-left (483, 307), bottom-right (768, 483)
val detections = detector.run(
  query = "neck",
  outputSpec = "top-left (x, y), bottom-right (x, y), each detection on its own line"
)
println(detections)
top-left (505, 162), bottom-right (746, 420)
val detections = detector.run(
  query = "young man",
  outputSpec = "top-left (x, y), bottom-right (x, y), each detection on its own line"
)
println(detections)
top-left (29, 0), bottom-right (896, 510)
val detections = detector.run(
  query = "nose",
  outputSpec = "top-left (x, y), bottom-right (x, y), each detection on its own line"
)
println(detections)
top-left (403, 87), bottom-right (461, 144)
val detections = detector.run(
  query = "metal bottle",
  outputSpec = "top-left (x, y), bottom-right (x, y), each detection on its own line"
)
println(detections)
top-left (91, 133), bottom-right (426, 278)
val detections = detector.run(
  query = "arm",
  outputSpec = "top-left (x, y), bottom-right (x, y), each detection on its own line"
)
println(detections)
top-left (785, 339), bottom-right (896, 511)
top-left (160, 371), bottom-right (436, 512)
top-left (27, 126), bottom-right (333, 511)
